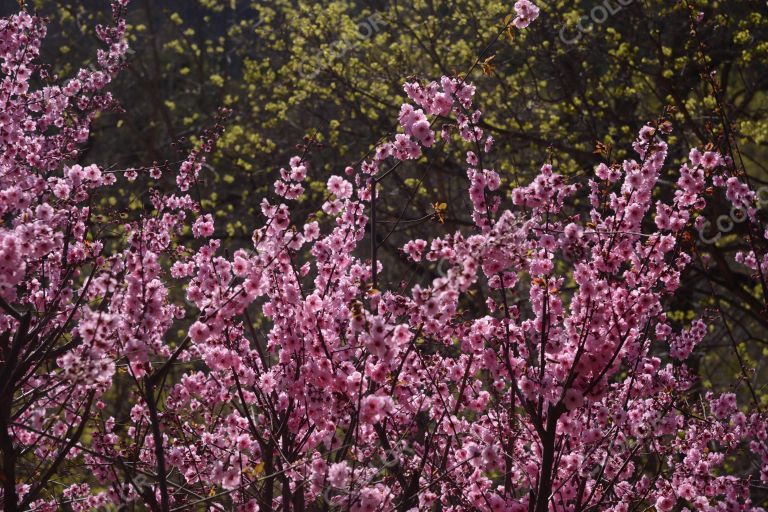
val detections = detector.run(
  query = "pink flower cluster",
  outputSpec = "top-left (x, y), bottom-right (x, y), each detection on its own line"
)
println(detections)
top-left (3, 3), bottom-right (768, 512)
top-left (512, 0), bottom-right (541, 29)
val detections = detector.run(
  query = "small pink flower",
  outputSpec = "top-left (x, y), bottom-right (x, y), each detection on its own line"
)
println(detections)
top-left (513, 0), bottom-right (540, 28)
top-left (328, 462), bottom-right (350, 488)
top-left (411, 119), bottom-right (432, 142)
top-left (563, 389), bottom-right (583, 411)
top-left (701, 151), bottom-right (721, 169)
top-left (189, 321), bottom-right (210, 343)
top-left (327, 175), bottom-right (353, 199)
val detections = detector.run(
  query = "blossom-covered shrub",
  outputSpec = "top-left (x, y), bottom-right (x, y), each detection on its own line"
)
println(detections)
top-left (1, 2), bottom-right (767, 511)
